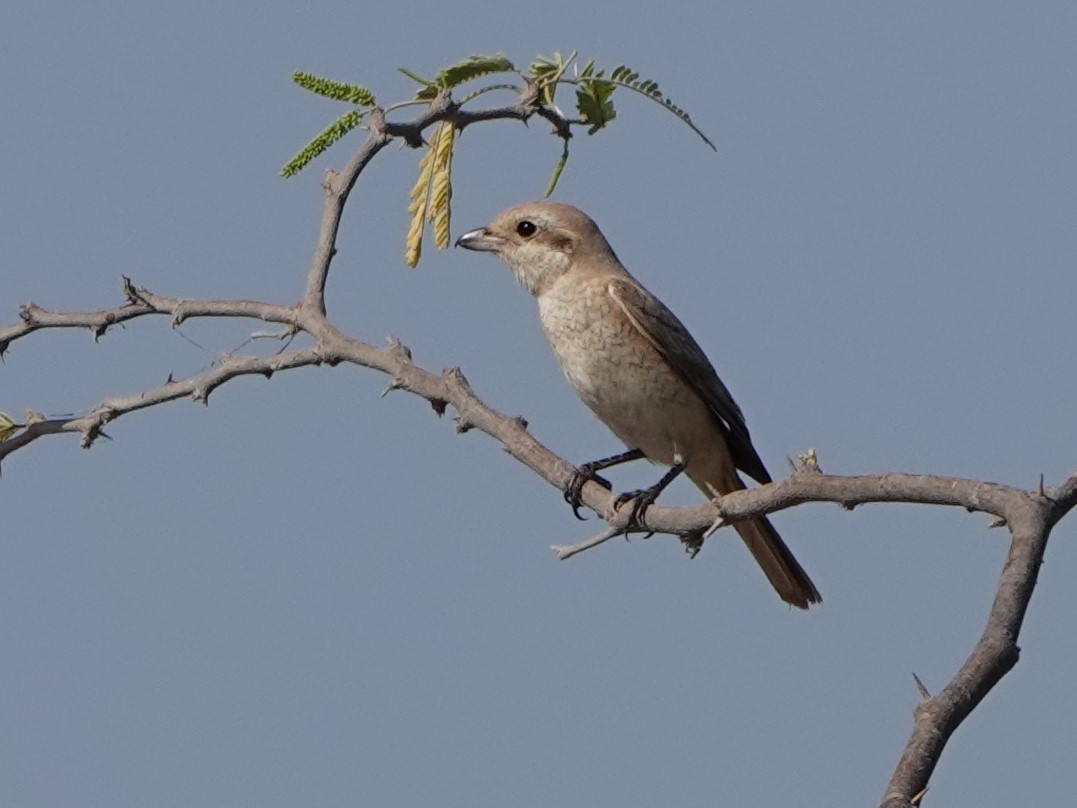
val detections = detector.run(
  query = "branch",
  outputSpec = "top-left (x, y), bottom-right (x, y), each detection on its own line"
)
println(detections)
top-left (0, 347), bottom-right (326, 460)
top-left (4, 79), bottom-right (1075, 806)
top-left (0, 298), bottom-right (153, 350)
top-left (879, 474), bottom-right (1075, 807)
top-left (0, 85), bottom-right (559, 470)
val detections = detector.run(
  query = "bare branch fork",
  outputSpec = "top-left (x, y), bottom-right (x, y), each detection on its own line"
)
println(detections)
top-left (3, 84), bottom-right (1074, 808)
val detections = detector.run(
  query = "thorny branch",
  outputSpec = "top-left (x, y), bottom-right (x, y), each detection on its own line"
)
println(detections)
top-left (2, 84), bottom-right (1074, 808)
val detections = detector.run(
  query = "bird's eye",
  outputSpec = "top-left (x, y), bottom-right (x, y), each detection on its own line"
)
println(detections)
top-left (516, 220), bottom-right (537, 238)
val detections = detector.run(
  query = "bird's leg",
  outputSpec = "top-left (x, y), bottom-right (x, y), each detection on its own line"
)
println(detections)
top-left (564, 448), bottom-right (646, 519)
top-left (613, 459), bottom-right (687, 530)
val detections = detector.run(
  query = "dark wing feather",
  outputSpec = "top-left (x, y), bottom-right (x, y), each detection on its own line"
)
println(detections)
top-left (607, 277), bottom-right (772, 484)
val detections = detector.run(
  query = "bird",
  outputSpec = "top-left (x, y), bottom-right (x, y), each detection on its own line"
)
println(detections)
top-left (456, 201), bottom-right (820, 608)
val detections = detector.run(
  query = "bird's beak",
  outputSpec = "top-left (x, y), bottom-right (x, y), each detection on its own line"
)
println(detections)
top-left (455, 227), bottom-right (505, 253)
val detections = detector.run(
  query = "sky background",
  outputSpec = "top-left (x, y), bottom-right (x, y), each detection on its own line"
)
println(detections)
top-left (3, 3), bottom-right (1076, 806)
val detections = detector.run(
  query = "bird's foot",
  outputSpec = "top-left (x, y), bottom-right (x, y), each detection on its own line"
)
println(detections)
top-left (612, 461), bottom-right (686, 536)
top-left (680, 530), bottom-right (705, 558)
top-left (613, 486), bottom-right (661, 536)
top-left (563, 464), bottom-right (613, 520)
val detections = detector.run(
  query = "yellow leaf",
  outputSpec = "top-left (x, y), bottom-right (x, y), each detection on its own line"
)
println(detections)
top-left (0, 411), bottom-right (23, 442)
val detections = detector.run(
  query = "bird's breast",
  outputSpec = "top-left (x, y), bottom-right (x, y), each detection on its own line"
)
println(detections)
top-left (537, 282), bottom-right (643, 402)
top-left (536, 280), bottom-right (710, 464)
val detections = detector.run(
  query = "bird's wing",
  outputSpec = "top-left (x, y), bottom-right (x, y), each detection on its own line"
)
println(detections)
top-left (607, 277), bottom-right (772, 484)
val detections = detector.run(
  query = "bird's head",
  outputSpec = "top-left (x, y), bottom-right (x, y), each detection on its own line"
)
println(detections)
top-left (456, 201), bottom-right (619, 297)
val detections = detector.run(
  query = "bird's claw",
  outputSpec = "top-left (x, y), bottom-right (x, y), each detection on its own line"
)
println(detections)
top-left (613, 487), bottom-right (659, 534)
top-left (563, 464), bottom-right (613, 520)
top-left (680, 530), bottom-right (705, 558)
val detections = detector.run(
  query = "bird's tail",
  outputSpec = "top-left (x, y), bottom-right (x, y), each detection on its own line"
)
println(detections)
top-left (689, 470), bottom-right (821, 609)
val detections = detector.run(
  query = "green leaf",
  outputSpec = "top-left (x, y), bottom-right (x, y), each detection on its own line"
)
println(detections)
top-left (529, 51), bottom-right (576, 106)
top-left (544, 138), bottom-right (570, 197)
top-left (281, 109), bottom-right (364, 177)
top-left (457, 83), bottom-right (520, 107)
top-left (398, 67), bottom-right (434, 86)
top-left (575, 72), bottom-right (617, 135)
top-left (435, 53), bottom-right (515, 88)
top-left (602, 63), bottom-right (715, 150)
top-left (411, 53), bottom-right (516, 100)
top-left (292, 72), bottom-right (375, 106)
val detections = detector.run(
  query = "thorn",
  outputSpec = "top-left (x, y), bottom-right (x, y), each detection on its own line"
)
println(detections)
top-left (381, 378), bottom-right (406, 397)
top-left (122, 277), bottom-right (144, 305)
top-left (454, 417), bottom-right (474, 434)
top-left (704, 514), bottom-right (726, 539)
top-left (386, 336), bottom-right (413, 361)
top-left (443, 366), bottom-right (471, 390)
top-left (123, 279), bottom-right (150, 306)
top-left (702, 482), bottom-right (726, 538)
top-left (1038, 473), bottom-right (1045, 497)
top-left (910, 786), bottom-right (929, 806)
top-left (513, 415), bottom-right (529, 430)
top-left (988, 514), bottom-right (1007, 529)
top-left (912, 672), bottom-right (931, 699)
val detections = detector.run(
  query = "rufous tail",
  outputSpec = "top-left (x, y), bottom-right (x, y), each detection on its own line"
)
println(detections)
top-left (690, 470), bottom-right (821, 609)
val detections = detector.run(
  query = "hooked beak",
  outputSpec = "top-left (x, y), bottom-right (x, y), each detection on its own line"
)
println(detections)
top-left (455, 227), bottom-right (505, 253)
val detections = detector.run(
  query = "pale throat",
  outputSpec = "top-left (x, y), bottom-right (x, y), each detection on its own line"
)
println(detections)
top-left (504, 242), bottom-right (572, 297)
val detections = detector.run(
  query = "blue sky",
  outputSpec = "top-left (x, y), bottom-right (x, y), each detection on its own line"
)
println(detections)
top-left (3, 3), bottom-right (1076, 806)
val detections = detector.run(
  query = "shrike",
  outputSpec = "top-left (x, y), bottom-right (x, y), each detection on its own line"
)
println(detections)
top-left (457, 201), bottom-right (820, 608)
